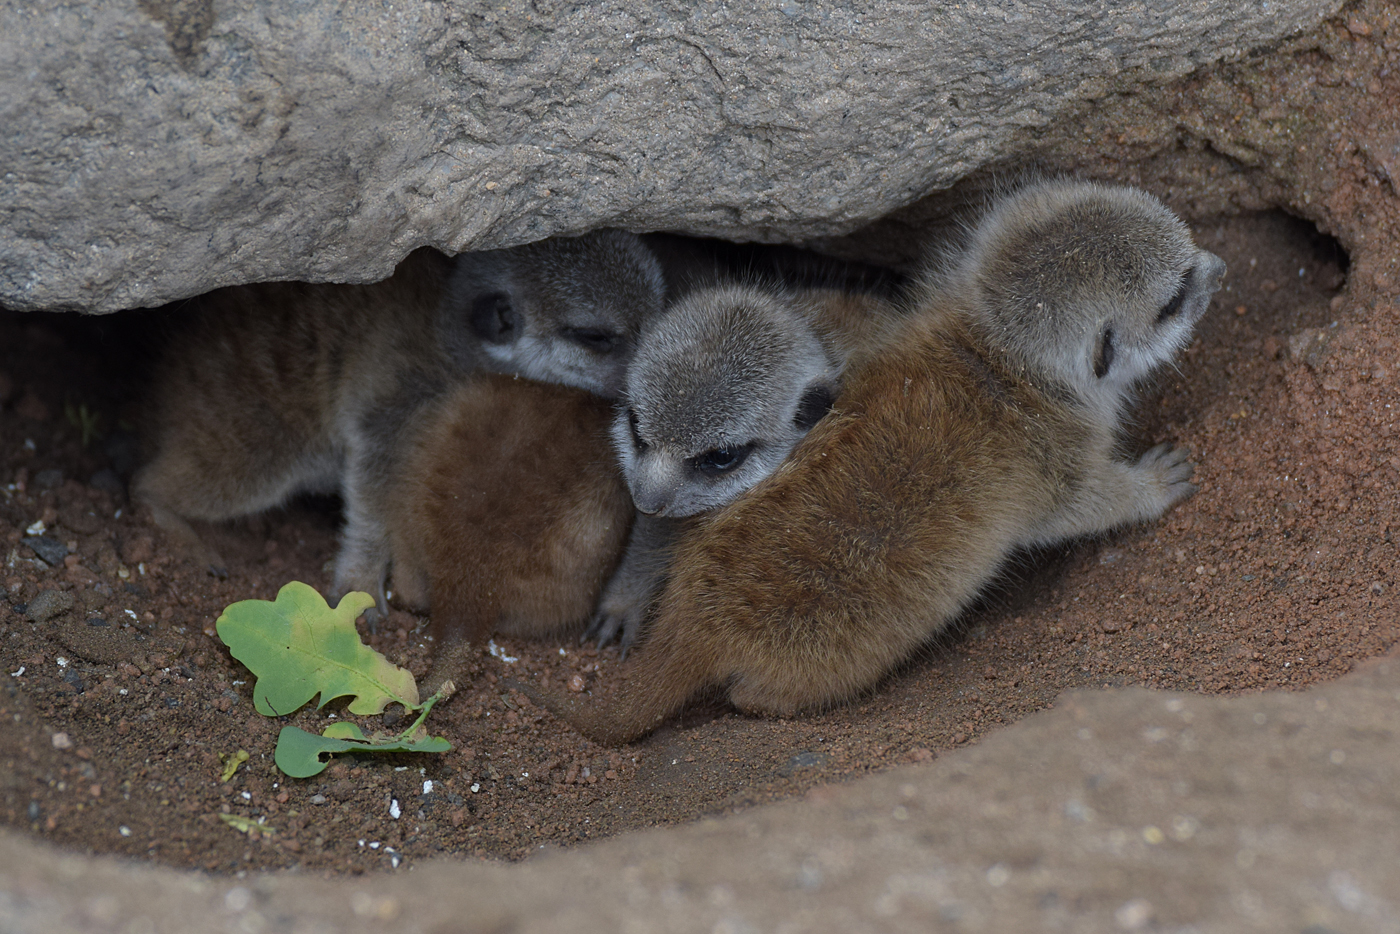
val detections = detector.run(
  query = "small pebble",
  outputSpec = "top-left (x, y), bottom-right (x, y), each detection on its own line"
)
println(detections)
top-left (23, 536), bottom-right (69, 568)
top-left (25, 589), bottom-right (75, 622)
top-left (51, 732), bottom-right (73, 750)
top-left (310, 794), bottom-right (328, 805)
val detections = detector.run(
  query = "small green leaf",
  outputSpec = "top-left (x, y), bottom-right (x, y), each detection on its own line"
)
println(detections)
top-left (215, 582), bottom-right (418, 717)
top-left (322, 721), bottom-right (368, 741)
top-left (218, 749), bottom-right (250, 782)
top-left (274, 725), bottom-right (452, 778)
top-left (218, 813), bottom-right (274, 835)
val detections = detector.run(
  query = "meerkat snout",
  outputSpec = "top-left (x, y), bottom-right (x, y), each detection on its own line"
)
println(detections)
top-left (611, 284), bottom-right (840, 518)
top-left (443, 229), bottom-right (665, 399)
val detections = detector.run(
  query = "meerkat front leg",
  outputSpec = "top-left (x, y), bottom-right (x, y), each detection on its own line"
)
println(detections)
top-left (330, 403), bottom-right (422, 625)
top-left (1028, 443), bottom-right (1198, 546)
top-left (584, 513), bottom-right (687, 655)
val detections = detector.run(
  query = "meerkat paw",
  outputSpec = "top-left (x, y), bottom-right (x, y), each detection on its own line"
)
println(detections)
top-left (139, 500), bottom-right (228, 578)
top-left (581, 601), bottom-right (645, 658)
top-left (1135, 442), bottom-right (1198, 511)
top-left (329, 565), bottom-right (389, 632)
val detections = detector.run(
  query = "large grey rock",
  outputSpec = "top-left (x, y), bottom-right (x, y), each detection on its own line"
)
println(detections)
top-left (0, 0), bottom-right (1340, 313)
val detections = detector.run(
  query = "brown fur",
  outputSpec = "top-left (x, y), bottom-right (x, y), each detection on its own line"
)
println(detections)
top-left (386, 374), bottom-right (633, 665)
top-left (133, 248), bottom-right (454, 573)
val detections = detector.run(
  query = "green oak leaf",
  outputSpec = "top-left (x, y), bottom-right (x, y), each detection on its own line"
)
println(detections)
top-left (215, 581), bottom-right (418, 717)
top-left (274, 725), bottom-right (452, 778)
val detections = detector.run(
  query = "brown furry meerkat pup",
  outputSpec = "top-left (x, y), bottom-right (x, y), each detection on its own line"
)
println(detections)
top-left (133, 232), bottom-right (664, 618)
top-left (582, 281), bottom-right (905, 651)
top-left (385, 373), bottom-right (633, 667)
top-left (523, 179), bottom-right (1227, 744)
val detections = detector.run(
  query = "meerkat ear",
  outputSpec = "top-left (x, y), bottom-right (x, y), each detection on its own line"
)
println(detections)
top-left (469, 292), bottom-right (518, 344)
top-left (1093, 327), bottom-right (1116, 379)
top-left (794, 382), bottom-right (836, 431)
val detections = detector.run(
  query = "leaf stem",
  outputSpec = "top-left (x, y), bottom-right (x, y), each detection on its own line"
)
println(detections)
top-left (396, 680), bottom-right (456, 743)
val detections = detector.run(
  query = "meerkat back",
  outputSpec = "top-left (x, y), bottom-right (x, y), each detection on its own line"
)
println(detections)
top-left (527, 179), bottom-right (1225, 744)
top-left (386, 373), bottom-right (633, 665)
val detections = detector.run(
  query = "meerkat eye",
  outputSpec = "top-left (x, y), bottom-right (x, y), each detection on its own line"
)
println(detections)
top-left (1156, 275), bottom-right (1190, 324)
top-left (691, 443), bottom-right (756, 477)
top-left (1093, 327), bottom-right (1115, 379)
top-left (627, 408), bottom-right (648, 450)
top-left (562, 327), bottom-right (618, 353)
top-left (793, 384), bottom-right (835, 431)
top-left (469, 292), bottom-right (517, 344)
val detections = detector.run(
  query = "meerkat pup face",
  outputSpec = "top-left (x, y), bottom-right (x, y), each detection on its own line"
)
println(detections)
top-left (441, 229), bottom-right (665, 397)
top-left (964, 180), bottom-right (1226, 406)
top-left (613, 285), bottom-right (839, 518)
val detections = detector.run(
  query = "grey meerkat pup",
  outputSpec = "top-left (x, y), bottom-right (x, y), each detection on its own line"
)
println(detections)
top-left (582, 280), bottom-right (906, 651)
top-left (385, 374), bottom-right (632, 656)
top-left (519, 179), bottom-right (1226, 744)
top-left (133, 231), bottom-right (664, 621)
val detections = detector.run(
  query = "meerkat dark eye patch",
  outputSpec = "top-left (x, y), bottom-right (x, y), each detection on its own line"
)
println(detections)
top-left (691, 443), bottom-right (755, 477)
top-left (793, 383), bottom-right (835, 431)
top-left (469, 292), bottom-right (517, 344)
top-left (1156, 274), bottom-right (1190, 324)
top-left (1093, 327), bottom-right (1115, 379)
top-left (561, 327), bottom-right (618, 353)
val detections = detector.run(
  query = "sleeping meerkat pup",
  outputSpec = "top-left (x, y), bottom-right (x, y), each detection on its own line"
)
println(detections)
top-left (133, 231), bottom-right (663, 619)
top-left (385, 373), bottom-right (633, 678)
top-left (524, 179), bottom-right (1226, 743)
top-left (582, 282), bottom-right (905, 650)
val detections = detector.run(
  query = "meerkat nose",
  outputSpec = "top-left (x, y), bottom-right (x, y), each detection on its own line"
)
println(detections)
top-left (629, 481), bottom-right (672, 517)
top-left (1201, 252), bottom-right (1227, 288)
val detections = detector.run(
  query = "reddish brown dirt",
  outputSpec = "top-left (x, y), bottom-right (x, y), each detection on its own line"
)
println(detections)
top-left (2, 3), bottom-right (1398, 879)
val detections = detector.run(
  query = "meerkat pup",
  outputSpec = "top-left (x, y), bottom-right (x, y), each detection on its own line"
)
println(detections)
top-left (133, 232), bottom-right (664, 618)
top-left (524, 179), bottom-right (1226, 743)
top-left (384, 373), bottom-right (633, 678)
top-left (583, 281), bottom-right (904, 650)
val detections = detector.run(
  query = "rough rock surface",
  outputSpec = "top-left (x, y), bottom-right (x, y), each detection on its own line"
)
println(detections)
top-left (1, 0), bottom-right (1340, 312)
top-left (3, 649), bottom-right (1397, 933)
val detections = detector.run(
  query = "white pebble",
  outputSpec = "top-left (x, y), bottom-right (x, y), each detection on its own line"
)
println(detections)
top-left (50, 732), bottom-right (73, 750)
top-left (422, 780), bottom-right (433, 795)
top-left (487, 640), bottom-right (519, 664)
top-left (389, 798), bottom-right (401, 820)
